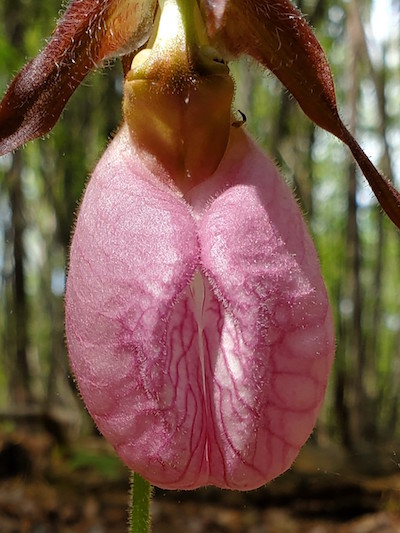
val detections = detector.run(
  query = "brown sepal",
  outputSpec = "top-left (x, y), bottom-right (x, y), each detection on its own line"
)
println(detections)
top-left (0, 0), bottom-right (156, 156)
top-left (342, 129), bottom-right (400, 229)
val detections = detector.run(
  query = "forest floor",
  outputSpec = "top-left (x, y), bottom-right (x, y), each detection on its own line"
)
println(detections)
top-left (0, 429), bottom-right (400, 532)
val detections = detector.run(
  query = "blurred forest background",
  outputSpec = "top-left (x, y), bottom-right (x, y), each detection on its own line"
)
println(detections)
top-left (0, 0), bottom-right (400, 531)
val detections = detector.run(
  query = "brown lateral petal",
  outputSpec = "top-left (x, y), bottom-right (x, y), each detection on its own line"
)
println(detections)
top-left (342, 129), bottom-right (400, 229)
top-left (200, 0), bottom-right (342, 136)
top-left (0, 0), bottom-right (156, 156)
top-left (200, 0), bottom-right (400, 229)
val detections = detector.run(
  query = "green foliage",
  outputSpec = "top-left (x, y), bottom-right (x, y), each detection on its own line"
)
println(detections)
top-left (67, 447), bottom-right (125, 480)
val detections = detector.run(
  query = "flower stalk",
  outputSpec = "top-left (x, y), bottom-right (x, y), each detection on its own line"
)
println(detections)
top-left (155, 0), bottom-right (197, 52)
top-left (129, 472), bottom-right (152, 533)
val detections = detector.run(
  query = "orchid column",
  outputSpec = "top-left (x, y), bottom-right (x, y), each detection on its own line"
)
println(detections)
top-left (66, 0), bottom-right (335, 492)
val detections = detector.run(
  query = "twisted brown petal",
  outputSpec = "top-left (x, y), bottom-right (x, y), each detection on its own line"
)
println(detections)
top-left (0, 0), bottom-right (156, 155)
top-left (200, 0), bottom-right (400, 229)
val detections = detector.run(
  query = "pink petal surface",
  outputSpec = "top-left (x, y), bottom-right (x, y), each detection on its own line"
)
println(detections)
top-left (66, 125), bottom-right (335, 490)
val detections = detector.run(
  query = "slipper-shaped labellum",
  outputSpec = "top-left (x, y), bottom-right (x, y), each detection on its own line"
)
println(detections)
top-left (1, 0), bottom-right (399, 491)
top-left (65, 0), bottom-right (335, 490)
top-left (66, 123), bottom-right (335, 490)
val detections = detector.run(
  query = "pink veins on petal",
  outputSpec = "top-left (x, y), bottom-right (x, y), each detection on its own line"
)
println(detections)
top-left (65, 126), bottom-right (335, 490)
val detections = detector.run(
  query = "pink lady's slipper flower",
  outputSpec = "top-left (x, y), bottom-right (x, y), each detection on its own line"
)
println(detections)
top-left (1, 0), bottom-right (399, 490)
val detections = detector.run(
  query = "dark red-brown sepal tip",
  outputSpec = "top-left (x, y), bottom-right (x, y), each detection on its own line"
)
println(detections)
top-left (0, 0), bottom-right (156, 156)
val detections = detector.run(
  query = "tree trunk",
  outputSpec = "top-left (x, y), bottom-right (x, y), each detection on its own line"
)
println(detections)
top-left (9, 152), bottom-right (32, 405)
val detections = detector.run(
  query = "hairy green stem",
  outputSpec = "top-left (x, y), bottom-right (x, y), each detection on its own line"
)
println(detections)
top-left (155, 0), bottom-right (198, 52)
top-left (129, 472), bottom-right (152, 533)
